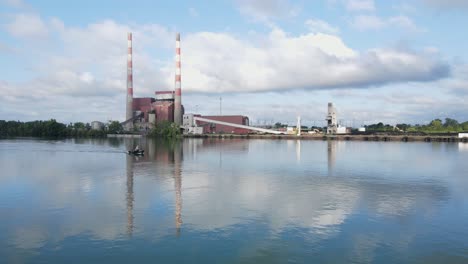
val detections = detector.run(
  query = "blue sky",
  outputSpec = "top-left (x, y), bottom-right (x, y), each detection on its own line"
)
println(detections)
top-left (1, 0), bottom-right (468, 126)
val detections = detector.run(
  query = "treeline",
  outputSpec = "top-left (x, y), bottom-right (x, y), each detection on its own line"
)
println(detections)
top-left (148, 121), bottom-right (181, 138)
top-left (0, 119), bottom-right (123, 138)
top-left (366, 118), bottom-right (468, 133)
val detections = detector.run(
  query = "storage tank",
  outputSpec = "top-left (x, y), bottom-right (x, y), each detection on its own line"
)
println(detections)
top-left (91, 121), bottom-right (104, 130)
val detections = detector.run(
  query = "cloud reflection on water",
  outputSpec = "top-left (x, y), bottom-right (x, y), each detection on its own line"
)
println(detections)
top-left (0, 138), bottom-right (459, 262)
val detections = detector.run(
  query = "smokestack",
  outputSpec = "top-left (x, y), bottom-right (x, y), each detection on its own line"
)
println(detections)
top-left (126, 32), bottom-right (134, 130)
top-left (328, 102), bottom-right (336, 126)
top-left (174, 33), bottom-right (182, 126)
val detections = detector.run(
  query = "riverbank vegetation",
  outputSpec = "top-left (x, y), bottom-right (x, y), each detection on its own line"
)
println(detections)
top-left (0, 120), bottom-right (122, 138)
top-left (366, 118), bottom-right (468, 133)
top-left (148, 121), bottom-right (181, 138)
top-left (2, 117), bottom-right (466, 138)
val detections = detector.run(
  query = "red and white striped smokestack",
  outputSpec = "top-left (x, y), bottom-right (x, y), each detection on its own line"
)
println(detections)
top-left (174, 33), bottom-right (182, 125)
top-left (126, 32), bottom-right (134, 129)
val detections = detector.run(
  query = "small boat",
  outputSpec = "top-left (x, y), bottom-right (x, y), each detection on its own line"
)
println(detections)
top-left (128, 149), bottom-right (145, 155)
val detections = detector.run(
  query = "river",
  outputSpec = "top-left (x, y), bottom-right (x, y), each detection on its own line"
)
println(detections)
top-left (0, 138), bottom-right (467, 263)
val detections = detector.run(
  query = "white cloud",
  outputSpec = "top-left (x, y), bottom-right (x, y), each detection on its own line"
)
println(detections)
top-left (345, 0), bottom-right (375, 12)
top-left (0, 15), bottom-right (176, 122)
top-left (423, 0), bottom-right (468, 10)
top-left (439, 64), bottom-right (468, 96)
top-left (393, 3), bottom-right (417, 13)
top-left (4, 13), bottom-right (49, 38)
top-left (305, 19), bottom-right (340, 34)
top-left (235, 0), bottom-right (299, 22)
top-left (2, 0), bottom-right (28, 8)
top-left (351, 15), bottom-right (384, 30)
top-left (328, 0), bottom-right (375, 12)
top-left (0, 13), bottom-right (452, 123)
top-left (351, 15), bottom-right (421, 32)
top-left (181, 28), bottom-right (448, 93)
top-left (387, 15), bottom-right (421, 31)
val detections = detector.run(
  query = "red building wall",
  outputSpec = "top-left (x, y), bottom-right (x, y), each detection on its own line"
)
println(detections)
top-left (153, 101), bottom-right (174, 123)
top-left (132, 96), bottom-right (184, 124)
top-left (133, 98), bottom-right (155, 122)
top-left (197, 115), bottom-right (250, 134)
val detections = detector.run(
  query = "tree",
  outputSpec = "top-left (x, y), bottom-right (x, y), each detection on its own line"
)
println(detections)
top-left (396, 124), bottom-right (411, 132)
top-left (108, 121), bottom-right (123, 134)
top-left (149, 121), bottom-right (181, 138)
top-left (429, 119), bottom-right (443, 130)
top-left (462, 122), bottom-right (468, 131)
top-left (73, 122), bottom-right (86, 130)
top-left (443, 118), bottom-right (459, 128)
top-left (274, 122), bottom-right (283, 128)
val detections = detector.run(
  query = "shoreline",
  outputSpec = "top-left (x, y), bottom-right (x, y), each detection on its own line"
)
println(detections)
top-left (3, 134), bottom-right (467, 143)
top-left (183, 133), bottom-right (468, 143)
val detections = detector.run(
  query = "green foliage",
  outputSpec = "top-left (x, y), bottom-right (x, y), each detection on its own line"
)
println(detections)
top-left (430, 119), bottom-right (443, 129)
top-left (274, 122), bottom-right (287, 128)
top-left (73, 122), bottom-right (86, 130)
top-left (365, 122), bottom-right (394, 132)
top-left (365, 118), bottom-right (468, 133)
top-left (149, 121), bottom-right (181, 138)
top-left (444, 118), bottom-right (459, 128)
top-left (108, 121), bottom-right (123, 134)
top-left (0, 119), bottom-right (108, 138)
top-left (462, 122), bottom-right (468, 131)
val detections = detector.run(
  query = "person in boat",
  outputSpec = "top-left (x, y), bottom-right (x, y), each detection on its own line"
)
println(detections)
top-left (134, 145), bottom-right (140, 152)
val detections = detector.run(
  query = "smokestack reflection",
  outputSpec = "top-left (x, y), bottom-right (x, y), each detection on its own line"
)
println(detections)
top-left (327, 140), bottom-right (336, 176)
top-left (173, 141), bottom-right (183, 236)
top-left (126, 154), bottom-right (134, 237)
top-left (123, 138), bottom-right (186, 237)
top-left (296, 140), bottom-right (301, 163)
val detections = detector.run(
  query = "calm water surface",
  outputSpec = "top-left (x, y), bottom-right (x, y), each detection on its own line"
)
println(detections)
top-left (0, 138), bottom-right (467, 263)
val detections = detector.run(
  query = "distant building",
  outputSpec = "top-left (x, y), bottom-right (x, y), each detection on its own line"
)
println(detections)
top-left (133, 97), bottom-right (155, 123)
top-left (326, 102), bottom-right (338, 134)
top-left (130, 91), bottom-right (184, 129)
top-left (197, 115), bottom-right (250, 134)
top-left (153, 91), bottom-right (175, 123)
top-left (91, 121), bottom-right (105, 130)
top-left (325, 103), bottom-right (350, 134)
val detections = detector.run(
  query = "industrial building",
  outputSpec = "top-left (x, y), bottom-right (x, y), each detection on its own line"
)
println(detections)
top-left (326, 102), bottom-right (338, 134)
top-left (326, 103), bottom-right (351, 134)
top-left (196, 115), bottom-right (250, 134)
top-left (91, 121), bottom-right (105, 130)
top-left (183, 114), bottom-right (283, 135)
top-left (122, 32), bottom-right (261, 135)
top-left (183, 114), bottom-right (250, 134)
top-left (123, 32), bottom-right (184, 131)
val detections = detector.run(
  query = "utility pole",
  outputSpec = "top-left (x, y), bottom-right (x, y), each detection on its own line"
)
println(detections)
top-left (219, 97), bottom-right (222, 115)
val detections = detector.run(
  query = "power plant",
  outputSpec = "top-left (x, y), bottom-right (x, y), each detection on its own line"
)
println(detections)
top-left (121, 32), bottom-right (260, 134)
top-left (122, 32), bottom-right (184, 130)
top-left (121, 33), bottom-right (350, 136)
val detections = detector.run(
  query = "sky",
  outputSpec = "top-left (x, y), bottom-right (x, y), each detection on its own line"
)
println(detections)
top-left (0, 0), bottom-right (467, 126)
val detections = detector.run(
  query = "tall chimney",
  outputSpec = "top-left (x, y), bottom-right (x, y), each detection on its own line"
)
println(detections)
top-left (126, 32), bottom-right (134, 130)
top-left (174, 33), bottom-right (182, 126)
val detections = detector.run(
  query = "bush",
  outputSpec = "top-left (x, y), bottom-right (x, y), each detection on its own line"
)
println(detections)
top-left (0, 119), bottom-right (108, 138)
top-left (149, 121), bottom-right (181, 138)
